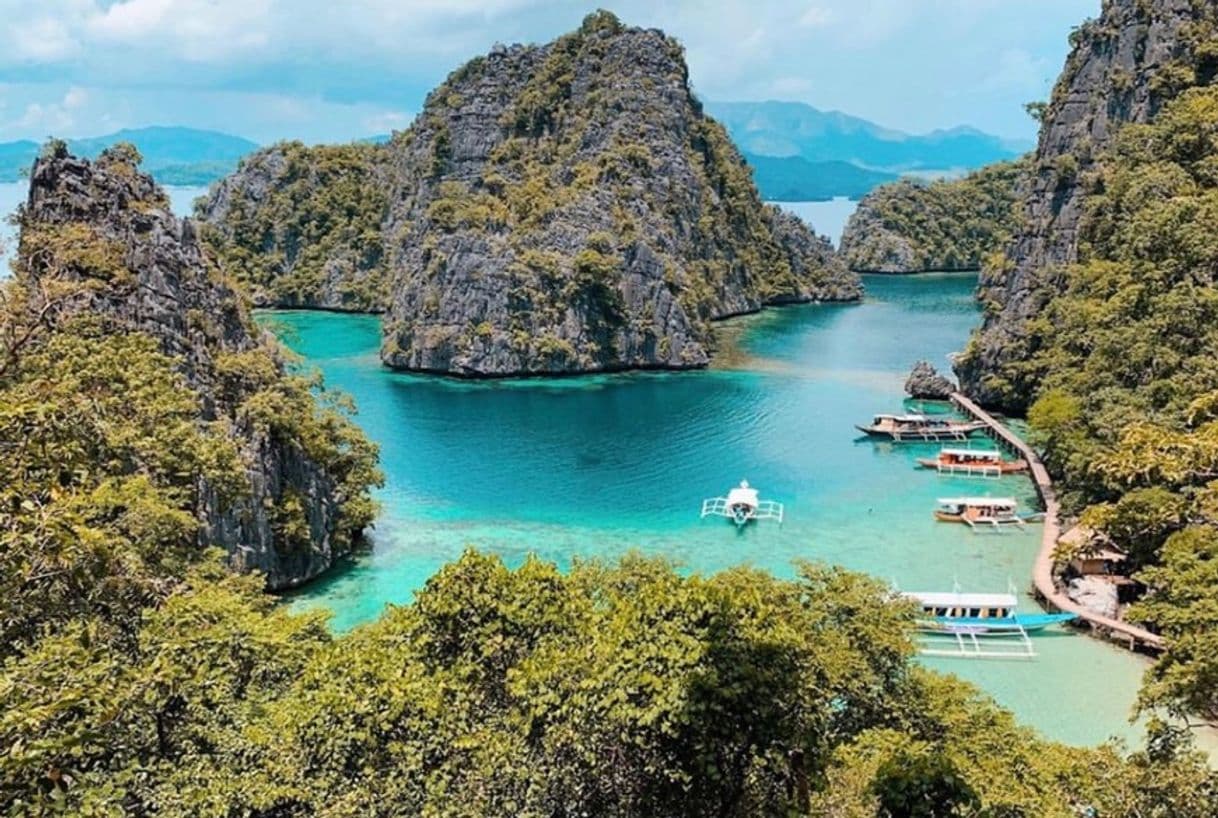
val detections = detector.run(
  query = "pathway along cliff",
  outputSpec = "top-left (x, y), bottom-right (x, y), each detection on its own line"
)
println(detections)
top-left (949, 392), bottom-right (1164, 653)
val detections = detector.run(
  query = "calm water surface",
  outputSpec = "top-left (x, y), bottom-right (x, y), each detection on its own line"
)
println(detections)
top-left (269, 273), bottom-right (1162, 750)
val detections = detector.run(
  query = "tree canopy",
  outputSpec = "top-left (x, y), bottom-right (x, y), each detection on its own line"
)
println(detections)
top-left (1016, 86), bottom-right (1218, 722)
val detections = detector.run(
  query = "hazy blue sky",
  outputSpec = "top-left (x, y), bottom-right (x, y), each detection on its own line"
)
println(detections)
top-left (0, 0), bottom-right (1099, 145)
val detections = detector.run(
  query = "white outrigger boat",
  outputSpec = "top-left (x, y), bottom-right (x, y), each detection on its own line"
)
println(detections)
top-left (855, 413), bottom-right (986, 442)
top-left (934, 497), bottom-right (1026, 530)
top-left (916, 447), bottom-right (1028, 477)
top-left (902, 589), bottom-right (1077, 659)
top-left (701, 480), bottom-right (783, 527)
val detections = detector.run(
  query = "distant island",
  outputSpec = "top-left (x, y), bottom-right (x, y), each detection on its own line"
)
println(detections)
top-left (0, 126), bottom-right (257, 185)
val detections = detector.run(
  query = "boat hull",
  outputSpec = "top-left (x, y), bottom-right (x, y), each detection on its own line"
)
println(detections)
top-left (856, 422), bottom-right (986, 441)
top-left (916, 457), bottom-right (1028, 474)
top-left (919, 612), bottom-right (1077, 633)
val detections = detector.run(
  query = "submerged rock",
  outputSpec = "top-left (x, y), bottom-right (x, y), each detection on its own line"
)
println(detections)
top-left (16, 142), bottom-right (379, 589)
top-left (904, 361), bottom-right (957, 400)
top-left (200, 12), bottom-right (862, 377)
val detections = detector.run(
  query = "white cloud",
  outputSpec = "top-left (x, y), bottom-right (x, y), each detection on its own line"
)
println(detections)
top-left (9, 17), bottom-right (79, 61)
top-left (362, 110), bottom-right (414, 135)
top-left (63, 86), bottom-right (88, 109)
top-left (10, 86), bottom-right (91, 135)
top-left (89, 0), bottom-right (175, 40)
top-left (798, 6), bottom-right (832, 27)
top-left (0, 0), bottom-right (1099, 141)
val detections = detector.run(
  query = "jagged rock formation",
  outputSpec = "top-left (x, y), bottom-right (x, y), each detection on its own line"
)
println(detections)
top-left (198, 141), bottom-right (390, 311)
top-left (956, 0), bottom-right (1218, 410)
top-left (200, 12), bottom-right (861, 376)
top-left (14, 143), bottom-right (379, 588)
top-left (839, 159), bottom-right (1027, 273)
top-left (904, 361), bottom-right (956, 400)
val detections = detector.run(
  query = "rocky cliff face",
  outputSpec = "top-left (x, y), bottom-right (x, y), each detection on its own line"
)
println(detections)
top-left (16, 143), bottom-right (379, 588)
top-left (197, 141), bottom-right (391, 312)
top-left (838, 159), bottom-right (1026, 274)
top-left (200, 12), bottom-right (860, 377)
top-left (956, 0), bottom-right (1218, 409)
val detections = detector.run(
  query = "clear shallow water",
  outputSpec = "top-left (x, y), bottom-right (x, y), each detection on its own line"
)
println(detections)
top-left (269, 272), bottom-right (1160, 750)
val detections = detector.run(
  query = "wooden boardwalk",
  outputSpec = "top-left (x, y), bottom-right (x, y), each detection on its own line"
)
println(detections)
top-left (949, 392), bottom-right (1165, 652)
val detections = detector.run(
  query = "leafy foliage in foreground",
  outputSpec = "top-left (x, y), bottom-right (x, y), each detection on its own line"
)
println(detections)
top-left (3, 550), bottom-right (1214, 817)
top-left (1013, 86), bottom-right (1218, 722)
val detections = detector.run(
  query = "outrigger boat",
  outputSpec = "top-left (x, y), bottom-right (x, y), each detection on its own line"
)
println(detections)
top-left (934, 497), bottom-right (1026, 529)
top-left (701, 480), bottom-right (783, 527)
top-left (916, 447), bottom-right (1028, 477)
top-left (903, 590), bottom-right (1078, 659)
top-left (855, 413), bottom-right (986, 442)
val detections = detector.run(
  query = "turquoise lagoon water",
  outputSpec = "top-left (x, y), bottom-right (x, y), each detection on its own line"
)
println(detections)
top-left (268, 273), bottom-right (1155, 750)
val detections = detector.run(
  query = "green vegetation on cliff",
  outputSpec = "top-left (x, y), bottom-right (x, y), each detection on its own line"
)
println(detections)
top-left (198, 141), bottom-right (390, 311)
top-left (201, 12), bottom-right (859, 377)
top-left (838, 159), bottom-right (1027, 272)
top-left (1008, 86), bottom-right (1218, 723)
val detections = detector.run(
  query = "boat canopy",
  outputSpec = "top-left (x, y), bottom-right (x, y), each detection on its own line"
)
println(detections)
top-left (939, 448), bottom-right (1003, 461)
top-left (726, 480), bottom-right (759, 508)
top-left (874, 413), bottom-right (933, 423)
top-left (904, 591), bottom-right (1018, 609)
top-left (937, 497), bottom-right (1017, 509)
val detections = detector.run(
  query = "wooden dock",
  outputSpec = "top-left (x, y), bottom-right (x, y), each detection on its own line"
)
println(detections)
top-left (948, 392), bottom-right (1165, 653)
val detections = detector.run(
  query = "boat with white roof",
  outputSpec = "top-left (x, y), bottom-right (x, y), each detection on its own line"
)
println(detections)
top-left (902, 589), bottom-right (1077, 659)
top-left (934, 497), bottom-right (1025, 529)
top-left (916, 447), bottom-right (1028, 477)
top-left (855, 413), bottom-right (986, 442)
top-left (700, 480), bottom-right (783, 527)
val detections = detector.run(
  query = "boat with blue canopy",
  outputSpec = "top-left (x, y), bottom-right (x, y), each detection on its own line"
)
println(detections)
top-left (902, 590), bottom-right (1078, 659)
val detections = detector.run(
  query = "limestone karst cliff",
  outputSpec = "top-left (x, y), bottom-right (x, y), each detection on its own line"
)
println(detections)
top-left (10, 142), bottom-right (380, 589)
top-left (200, 12), bottom-right (861, 377)
top-left (838, 159), bottom-right (1027, 274)
top-left (198, 140), bottom-right (391, 312)
top-left (955, 0), bottom-right (1218, 410)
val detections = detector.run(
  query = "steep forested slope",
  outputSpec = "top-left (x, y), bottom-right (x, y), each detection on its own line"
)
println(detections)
top-left (957, 0), bottom-right (1218, 410)
top-left (839, 159), bottom-right (1027, 272)
top-left (1, 142), bottom-right (380, 593)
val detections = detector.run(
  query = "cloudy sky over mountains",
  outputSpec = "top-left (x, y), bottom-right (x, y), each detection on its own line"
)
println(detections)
top-left (0, 0), bottom-right (1097, 144)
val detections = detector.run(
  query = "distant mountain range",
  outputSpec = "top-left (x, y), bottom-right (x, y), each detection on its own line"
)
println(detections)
top-left (708, 100), bottom-right (1031, 176)
top-left (0, 105), bottom-right (1028, 201)
top-left (0, 127), bottom-right (258, 185)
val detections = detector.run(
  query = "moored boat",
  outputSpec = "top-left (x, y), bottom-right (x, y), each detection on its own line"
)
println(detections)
top-left (904, 591), bottom-right (1078, 633)
top-left (701, 480), bottom-right (783, 527)
top-left (902, 590), bottom-right (1078, 659)
top-left (916, 447), bottom-right (1028, 476)
top-left (934, 497), bottom-right (1025, 529)
top-left (855, 413), bottom-right (986, 442)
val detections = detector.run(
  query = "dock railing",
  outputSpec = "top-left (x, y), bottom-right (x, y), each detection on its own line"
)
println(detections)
top-left (948, 392), bottom-right (1165, 653)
